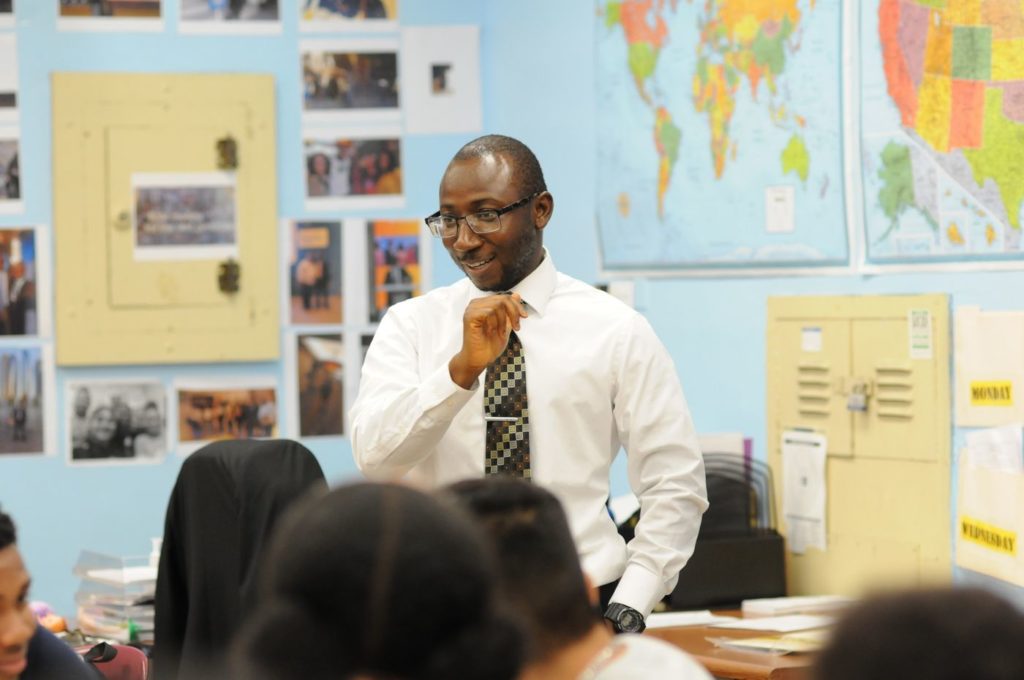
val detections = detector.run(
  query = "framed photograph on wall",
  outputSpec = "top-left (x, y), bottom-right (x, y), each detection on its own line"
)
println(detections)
top-left (172, 378), bottom-right (278, 455)
top-left (0, 227), bottom-right (40, 337)
top-left (58, 0), bottom-right (163, 32)
top-left (299, 0), bottom-right (397, 33)
top-left (0, 345), bottom-right (53, 458)
top-left (179, 0), bottom-right (281, 34)
top-left (285, 332), bottom-right (344, 438)
top-left (285, 220), bottom-right (342, 326)
top-left (66, 379), bottom-right (167, 465)
top-left (132, 172), bottom-right (239, 262)
top-left (303, 129), bottom-right (403, 211)
top-left (400, 26), bottom-right (482, 135)
top-left (366, 219), bottom-right (421, 322)
top-left (0, 132), bottom-right (19, 214)
top-left (0, 34), bottom-right (18, 126)
top-left (301, 39), bottom-right (400, 125)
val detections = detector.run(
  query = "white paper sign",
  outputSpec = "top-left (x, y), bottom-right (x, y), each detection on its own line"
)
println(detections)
top-left (765, 186), bottom-right (795, 233)
top-left (801, 326), bottom-right (822, 353)
top-left (964, 426), bottom-right (1024, 473)
top-left (782, 430), bottom-right (827, 554)
top-left (908, 308), bottom-right (933, 360)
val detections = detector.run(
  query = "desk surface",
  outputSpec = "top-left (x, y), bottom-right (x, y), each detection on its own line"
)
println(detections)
top-left (646, 616), bottom-right (817, 680)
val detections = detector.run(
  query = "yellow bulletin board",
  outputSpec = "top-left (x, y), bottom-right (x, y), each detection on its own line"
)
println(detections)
top-left (52, 73), bottom-right (279, 365)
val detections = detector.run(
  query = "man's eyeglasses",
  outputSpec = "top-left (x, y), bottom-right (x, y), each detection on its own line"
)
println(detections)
top-left (424, 192), bottom-right (541, 239)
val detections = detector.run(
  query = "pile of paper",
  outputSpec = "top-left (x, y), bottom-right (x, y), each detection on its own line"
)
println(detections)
top-left (741, 594), bottom-right (853, 618)
top-left (73, 551), bottom-right (156, 643)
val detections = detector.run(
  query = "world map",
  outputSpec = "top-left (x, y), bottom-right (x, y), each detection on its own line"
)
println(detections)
top-left (596, 0), bottom-right (847, 269)
top-left (862, 0), bottom-right (1024, 261)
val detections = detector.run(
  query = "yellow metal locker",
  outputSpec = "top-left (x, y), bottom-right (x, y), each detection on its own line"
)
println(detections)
top-left (767, 295), bottom-right (950, 595)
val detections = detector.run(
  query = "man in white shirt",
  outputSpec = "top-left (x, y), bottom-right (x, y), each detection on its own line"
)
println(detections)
top-left (350, 134), bottom-right (707, 628)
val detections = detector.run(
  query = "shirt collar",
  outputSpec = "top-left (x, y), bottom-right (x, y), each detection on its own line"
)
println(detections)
top-left (508, 248), bottom-right (555, 317)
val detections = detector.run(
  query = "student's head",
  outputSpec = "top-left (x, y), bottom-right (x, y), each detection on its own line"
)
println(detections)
top-left (444, 478), bottom-right (598, 663)
top-left (234, 482), bottom-right (524, 680)
top-left (0, 511), bottom-right (34, 680)
top-left (813, 587), bottom-right (1024, 680)
top-left (87, 405), bottom-right (116, 445)
top-left (438, 134), bottom-right (553, 292)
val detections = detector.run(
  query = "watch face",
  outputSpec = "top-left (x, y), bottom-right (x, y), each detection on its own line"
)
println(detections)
top-left (620, 609), bottom-right (642, 632)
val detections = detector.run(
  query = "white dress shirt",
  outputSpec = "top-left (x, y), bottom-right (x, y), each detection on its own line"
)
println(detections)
top-left (350, 252), bottom-right (708, 616)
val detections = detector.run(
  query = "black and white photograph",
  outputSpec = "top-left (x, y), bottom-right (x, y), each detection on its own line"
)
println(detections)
top-left (0, 136), bottom-right (20, 209)
top-left (299, 0), bottom-right (397, 33)
top-left (133, 172), bottom-right (238, 261)
top-left (0, 228), bottom-right (37, 336)
top-left (175, 379), bottom-right (278, 455)
top-left (0, 35), bottom-right (17, 124)
top-left (304, 132), bottom-right (403, 210)
top-left (294, 333), bottom-right (343, 437)
top-left (0, 346), bottom-right (44, 456)
top-left (288, 220), bottom-right (342, 325)
top-left (67, 380), bottom-right (167, 464)
top-left (180, 0), bottom-right (280, 34)
top-left (302, 42), bottom-right (399, 120)
top-left (58, 0), bottom-right (163, 32)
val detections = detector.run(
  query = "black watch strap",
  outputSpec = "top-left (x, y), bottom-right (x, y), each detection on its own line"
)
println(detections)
top-left (603, 602), bottom-right (646, 634)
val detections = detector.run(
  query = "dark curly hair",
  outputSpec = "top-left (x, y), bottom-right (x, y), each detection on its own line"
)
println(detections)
top-left (232, 483), bottom-right (525, 680)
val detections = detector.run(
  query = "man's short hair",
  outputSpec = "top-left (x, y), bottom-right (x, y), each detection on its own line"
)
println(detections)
top-left (0, 509), bottom-right (16, 551)
top-left (444, 478), bottom-right (597, 662)
top-left (452, 134), bottom-right (547, 197)
top-left (813, 587), bottom-right (1024, 680)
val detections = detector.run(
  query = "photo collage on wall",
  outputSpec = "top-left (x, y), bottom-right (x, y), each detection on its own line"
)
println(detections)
top-left (287, 0), bottom-right (407, 441)
top-left (0, 0), bottom-right (485, 463)
top-left (281, 215), bottom-right (429, 443)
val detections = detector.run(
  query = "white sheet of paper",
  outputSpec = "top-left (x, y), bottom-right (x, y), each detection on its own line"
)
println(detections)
top-left (782, 430), bottom-right (827, 554)
top-left (646, 610), bottom-right (738, 629)
top-left (954, 306), bottom-right (1024, 426)
top-left (765, 186), bottom-right (795, 233)
top-left (964, 426), bottom-right (1024, 472)
top-left (401, 26), bottom-right (482, 135)
top-left (709, 614), bottom-right (833, 632)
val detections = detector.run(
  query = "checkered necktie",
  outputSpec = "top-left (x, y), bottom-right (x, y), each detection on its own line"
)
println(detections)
top-left (484, 331), bottom-right (530, 478)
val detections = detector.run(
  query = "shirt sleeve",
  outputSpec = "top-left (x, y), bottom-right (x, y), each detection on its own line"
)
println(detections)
top-left (609, 313), bottom-right (709, 617)
top-left (350, 304), bottom-right (477, 478)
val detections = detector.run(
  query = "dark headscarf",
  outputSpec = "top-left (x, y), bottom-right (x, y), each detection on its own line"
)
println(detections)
top-left (153, 439), bottom-right (326, 680)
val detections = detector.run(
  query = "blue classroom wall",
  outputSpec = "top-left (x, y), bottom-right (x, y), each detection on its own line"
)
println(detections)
top-left (2, 0), bottom-right (1023, 619)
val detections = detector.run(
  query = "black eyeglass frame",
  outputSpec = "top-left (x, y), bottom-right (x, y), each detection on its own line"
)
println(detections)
top-left (424, 191), bottom-right (542, 239)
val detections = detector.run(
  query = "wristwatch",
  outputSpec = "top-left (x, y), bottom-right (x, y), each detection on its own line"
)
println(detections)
top-left (603, 603), bottom-right (646, 634)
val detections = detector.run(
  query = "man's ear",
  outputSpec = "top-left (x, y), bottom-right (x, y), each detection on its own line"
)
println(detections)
top-left (534, 191), bottom-right (554, 230)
